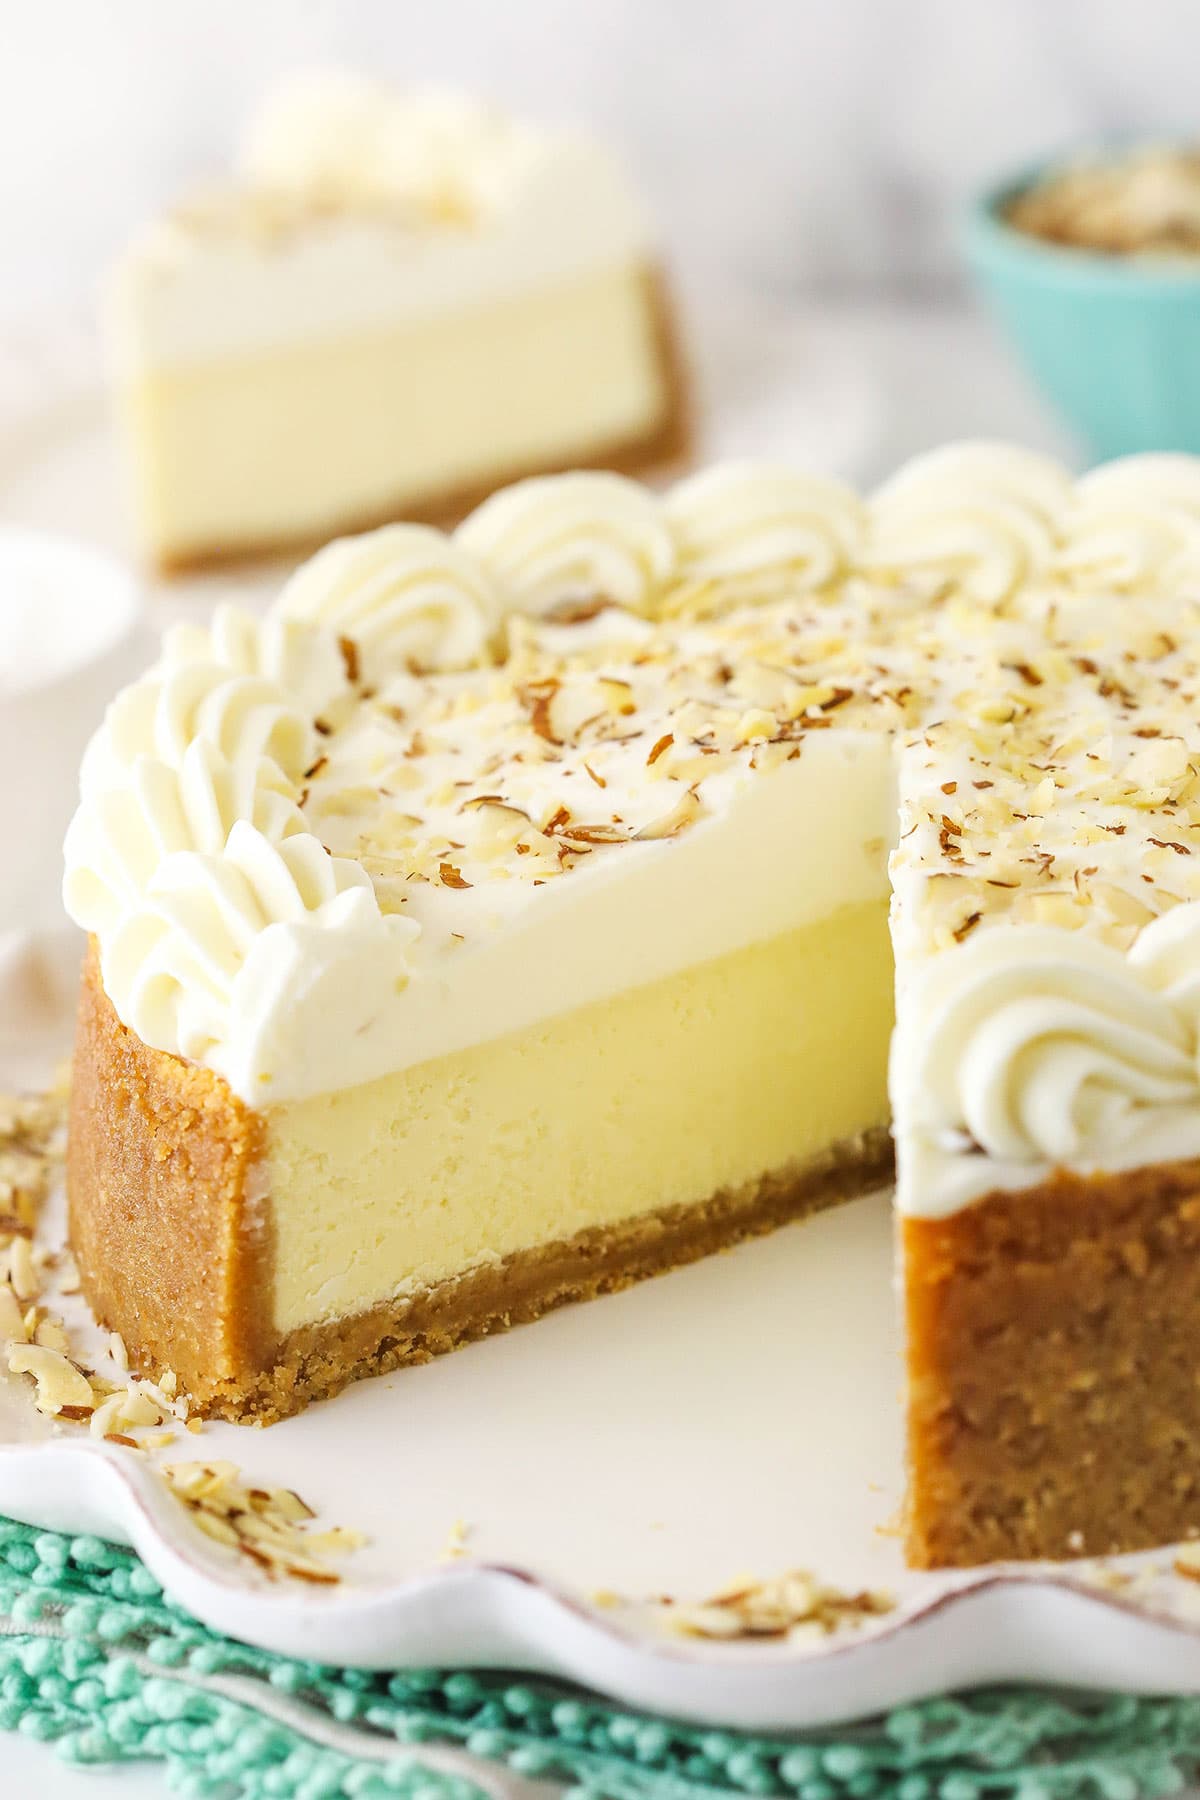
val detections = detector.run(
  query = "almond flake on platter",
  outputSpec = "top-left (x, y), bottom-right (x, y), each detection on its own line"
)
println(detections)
top-left (6, 1236), bottom-right (38, 1303)
top-left (439, 1517), bottom-right (472, 1562)
top-left (0, 1284), bottom-right (25, 1342)
top-left (657, 1570), bottom-right (894, 1642)
top-left (7, 1342), bottom-right (95, 1417)
top-left (160, 1461), bottom-right (366, 1585)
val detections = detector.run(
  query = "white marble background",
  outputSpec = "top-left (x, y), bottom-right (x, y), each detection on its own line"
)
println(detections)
top-left (1, 0), bottom-right (1199, 322)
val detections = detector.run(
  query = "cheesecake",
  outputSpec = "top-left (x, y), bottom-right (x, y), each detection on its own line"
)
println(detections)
top-left (107, 75), bottom-right (689, 573)
top-left (64, 449), bottom-right (1200, 1568)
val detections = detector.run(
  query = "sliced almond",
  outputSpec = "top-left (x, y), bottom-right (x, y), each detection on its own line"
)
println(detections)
top-left (6, 1238), bottom-right (37, 1304)
top-left (189, 1507), bottom-right (241, 1549)
top-left (7, 1343), bottom-right (94, 1416)
top-left (635, 789), bottom-right (702, 841)
top-left (0, 1284), bottom-right (26, 1344)
top-left (32, 1315), bottom-right (70, 1354)
top-left (89, 1392), bottom-right (129, 1439)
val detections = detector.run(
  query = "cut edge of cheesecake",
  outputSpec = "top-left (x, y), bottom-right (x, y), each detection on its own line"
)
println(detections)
top-left (66, 443), bottom-right (1200, 1570)
top-left (901, 1161), bottom-right (1200, 1566)
top-left (68, 940), bottom-right (892, 1424)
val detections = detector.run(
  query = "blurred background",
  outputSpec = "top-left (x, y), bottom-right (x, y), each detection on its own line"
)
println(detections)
top-left (2, 0), bottom-right (1200, 477)
top-left (3, 0), bottom-right (1198, 316)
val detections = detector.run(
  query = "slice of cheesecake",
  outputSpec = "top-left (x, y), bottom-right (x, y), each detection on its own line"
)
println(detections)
top-left (107, 75), bottom-right (689, 573)
top-left (63, 452), bottom-right (1200, 1568)
top-left (63, 471), bottom-right (898, 1419)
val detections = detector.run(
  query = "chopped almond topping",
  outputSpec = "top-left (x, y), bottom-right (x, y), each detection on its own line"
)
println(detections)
top-left (338, 635), bottom-right (361, 684)
top-left (517, 679), bottom-right (563, 745)
top-left (596, 677), bottom-right (636, 717)
top-left (636, 789), bottom-right (702, 841)
top-left (558, 822), bottom-right (631, 845)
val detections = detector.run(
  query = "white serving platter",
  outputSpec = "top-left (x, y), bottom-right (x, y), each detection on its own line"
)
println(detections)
top-left (4, 318), bottom-right (1200, 1734)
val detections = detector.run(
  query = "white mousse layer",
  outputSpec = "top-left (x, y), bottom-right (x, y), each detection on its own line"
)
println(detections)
top-left (108, 79), bottom-right (656, 371)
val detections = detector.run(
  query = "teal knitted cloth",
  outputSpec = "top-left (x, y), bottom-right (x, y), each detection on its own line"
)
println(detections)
top-left (0, 1517), bottom-right (1197, 1800)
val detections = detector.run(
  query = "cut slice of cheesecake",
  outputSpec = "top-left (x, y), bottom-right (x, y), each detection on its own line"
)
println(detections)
top-left (63, 451), bottom-right (1200, 1568)
top-left (63, 473), bottom-right (899, 1416)
top-left (69, 910), bottom-right (894, 1424)
top-left (106, 75), bottom-right (689, 574)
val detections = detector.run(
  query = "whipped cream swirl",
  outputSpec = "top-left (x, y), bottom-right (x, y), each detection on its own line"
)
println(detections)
top-left (276, 526), bottom-right (498, 681)
top-left (1130, 900), bottom-right (1200, 1021)
top-left (64, 606), bottom-right (419, 1096)
top-left (457, 472), bottom-right (677, 616)
top-left (240, 74), bottom-right (537, 218)
top-left (79, 648), bottom-right (315, 797)
top-left (665, 463), bottom-right (864, 599)
top-left (894, 924), bottom-right (1197, 1165)
top-left (65, 738), bottom-right (304, 932)
top-left (1058, 454), bottom-right (1200, 593)
top-left (867, 443), bottom-right (1073, 603)
top-left (161, 604), bottom-right (349, 719)
top-left (98, 824), bottom-right (395, 1073)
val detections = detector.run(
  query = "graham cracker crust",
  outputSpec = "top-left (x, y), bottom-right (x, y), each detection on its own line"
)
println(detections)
top-left (68, 944), bottom-right (275, 1399)
top-left (152, 264), bottom-right (694, 577)
top-left (903, 1161), bottom-right (1200, 1567)
top-left (68, 941), bottom-right (892, 1424)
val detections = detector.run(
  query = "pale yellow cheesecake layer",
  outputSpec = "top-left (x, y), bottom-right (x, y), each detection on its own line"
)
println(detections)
top-left (119, 262), bottom-right (671, 563)
top-left (265, 898), bottom-right (894, 1334)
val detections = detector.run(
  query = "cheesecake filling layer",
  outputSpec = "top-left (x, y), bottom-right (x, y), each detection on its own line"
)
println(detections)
top-left (265, 897), bottom-right (894, 1334)
top-left (117, 263), bottom-right (671, 561)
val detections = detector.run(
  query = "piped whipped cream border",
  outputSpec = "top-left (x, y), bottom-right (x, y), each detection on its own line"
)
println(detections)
top-left (891, 912), bottom-right (1200, 1214)
top-left (63, 446), bottom-right (1200, 1214)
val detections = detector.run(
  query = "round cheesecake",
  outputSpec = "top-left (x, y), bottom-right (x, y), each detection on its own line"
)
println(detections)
top-left (64, 448), bottom-right (1200, 1568)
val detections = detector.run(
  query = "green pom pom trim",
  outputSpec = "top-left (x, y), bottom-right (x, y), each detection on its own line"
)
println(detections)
top-left (1, 1516), bottom-right (1200, 1799)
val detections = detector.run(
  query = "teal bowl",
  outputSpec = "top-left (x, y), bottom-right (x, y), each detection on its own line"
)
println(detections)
top-left (966, 160), bottom-right (1200, 459)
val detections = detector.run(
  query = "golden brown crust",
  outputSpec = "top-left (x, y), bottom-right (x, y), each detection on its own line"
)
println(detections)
top-left (68, 941), bottom-right (274, 1401)
top-left (151, 264), bottom-right (694, 578)
top-left (68, 942), bottom-right (891, 1423)
top-left (903, 1162), bottom-right (1200, 1567)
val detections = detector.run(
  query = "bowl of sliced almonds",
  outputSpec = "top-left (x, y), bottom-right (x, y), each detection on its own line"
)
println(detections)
top-left (967, 143), bottom-right (1200, 458)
